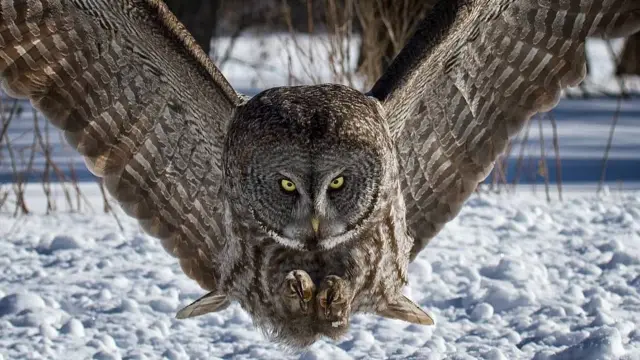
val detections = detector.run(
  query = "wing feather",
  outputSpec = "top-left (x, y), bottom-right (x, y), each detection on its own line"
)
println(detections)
top-left (370, 0), bottom-right (640, 260)
top-left (0, 0), bottom-right (243, 290)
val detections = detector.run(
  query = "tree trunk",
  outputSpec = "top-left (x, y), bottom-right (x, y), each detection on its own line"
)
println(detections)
top-left (356, 0), bottom-right (436, 87)
top-left (617, 32), bottom-right (640, 76)
top-left (164, 0), bottom-right (220, 57)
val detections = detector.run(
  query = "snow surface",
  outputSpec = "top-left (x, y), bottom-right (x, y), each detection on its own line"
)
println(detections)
top-left (1, 186), bottom-right (640, 359)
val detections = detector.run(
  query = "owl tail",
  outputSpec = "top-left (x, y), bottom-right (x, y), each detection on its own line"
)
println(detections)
top-left (175, 292), bottom-right (230, 319)
top-left (376, 295), bottom-right (435, 325)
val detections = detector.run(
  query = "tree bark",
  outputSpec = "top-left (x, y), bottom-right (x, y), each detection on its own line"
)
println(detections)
top-left (356, 0), bottom-right (436, 87)
top-left (617, 32), bottom-right (640, 76)
top-left (164, 0), bottom-right (220, 57)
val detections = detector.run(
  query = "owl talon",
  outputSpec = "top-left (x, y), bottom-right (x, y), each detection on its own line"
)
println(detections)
top-left (316, 275), bottom-right (351, 324)
top-left (284, 270), bottom-right (315, 314)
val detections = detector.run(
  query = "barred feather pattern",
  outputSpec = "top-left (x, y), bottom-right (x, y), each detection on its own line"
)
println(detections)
top-left (371, 0), bottom-right (640, 260)
top-left (0, 0), bottom-right (244, 290)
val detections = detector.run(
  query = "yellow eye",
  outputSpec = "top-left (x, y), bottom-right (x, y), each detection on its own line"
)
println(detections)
top-left (329, 176), bottom-right (344, 190)
top-left (280, 179), bottom-right (297, 192)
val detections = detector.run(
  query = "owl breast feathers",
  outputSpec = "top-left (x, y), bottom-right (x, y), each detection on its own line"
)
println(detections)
top-left (0, 0), bottom-right (638, 348)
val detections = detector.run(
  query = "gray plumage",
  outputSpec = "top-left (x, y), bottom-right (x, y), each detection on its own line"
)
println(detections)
top-left (0, 0), bottom-right (638, 348)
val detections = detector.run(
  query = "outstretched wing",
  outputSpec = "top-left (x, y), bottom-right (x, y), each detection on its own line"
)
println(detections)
top-left (369, 0), bottom-right (640, 260)
top-left (0, 0), bottom-right (244, 290)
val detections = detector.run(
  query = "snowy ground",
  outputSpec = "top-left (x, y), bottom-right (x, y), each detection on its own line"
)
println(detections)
top-left (1, 186), bottom-right (640, 359)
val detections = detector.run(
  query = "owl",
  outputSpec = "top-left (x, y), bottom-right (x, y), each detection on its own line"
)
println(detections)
top-left (0, 0), bottom-right (638, 348)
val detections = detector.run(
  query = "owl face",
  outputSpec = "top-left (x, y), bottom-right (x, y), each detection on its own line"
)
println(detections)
top-left (224, 84), bottom-right (394, 250)
top-left (248, 139), bottom-right (381, 250)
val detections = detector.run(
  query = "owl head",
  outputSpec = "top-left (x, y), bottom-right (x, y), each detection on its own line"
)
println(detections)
top-left (223, 84), bottom-right (397, 250)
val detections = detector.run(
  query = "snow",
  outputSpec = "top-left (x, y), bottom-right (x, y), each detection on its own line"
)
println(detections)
top-left (1, 187), bottom-right (640, 359)
top-left (539, 327), bottom-right (626, 360)
top-left (469, 303), bottom-right (494, 322)
top-left (37, 235), bottom-right (84, 254)
top-left (0, 293), bottom-right (46, 316)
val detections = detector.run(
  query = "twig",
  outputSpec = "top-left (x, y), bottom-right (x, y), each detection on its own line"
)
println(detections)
top-left (537, 116), bottom-right (551, 202)
top-left (598, 96), bottom-right (623, 193)
top-left (0, 188), bottom-right (8, 211)
top-left (546, 112), bottom-right (563, 201)
top-left (3, 126), bottom-right (29, 215)
top-left (512, 119), bottom-right (533, 189)
top-left (215, 22), bottom-right (249, 66)
top-left (0, 99), bottom-right (19, 142)
top-left (605, 39), bottom-right (629, 99)
top-left (60, 130), bottom-right (94, 213)
top-left (99, 178), bottom-right (124, 231)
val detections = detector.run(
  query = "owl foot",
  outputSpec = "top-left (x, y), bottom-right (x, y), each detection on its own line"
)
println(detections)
top-left (283, 270), bottom-right (316, 314)
top-left (316, 275), bottom-right (351, 327)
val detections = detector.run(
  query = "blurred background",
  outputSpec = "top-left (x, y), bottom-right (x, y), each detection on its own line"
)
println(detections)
top-left (1, 0), bottom-right (639, 215)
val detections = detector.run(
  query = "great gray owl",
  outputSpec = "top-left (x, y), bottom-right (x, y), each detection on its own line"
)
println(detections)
top-left (0, 0), bottom-right (638, 348)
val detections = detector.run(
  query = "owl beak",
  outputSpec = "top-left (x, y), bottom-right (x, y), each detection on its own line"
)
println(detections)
top-left (311, 217), bottom-right (320, 234)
